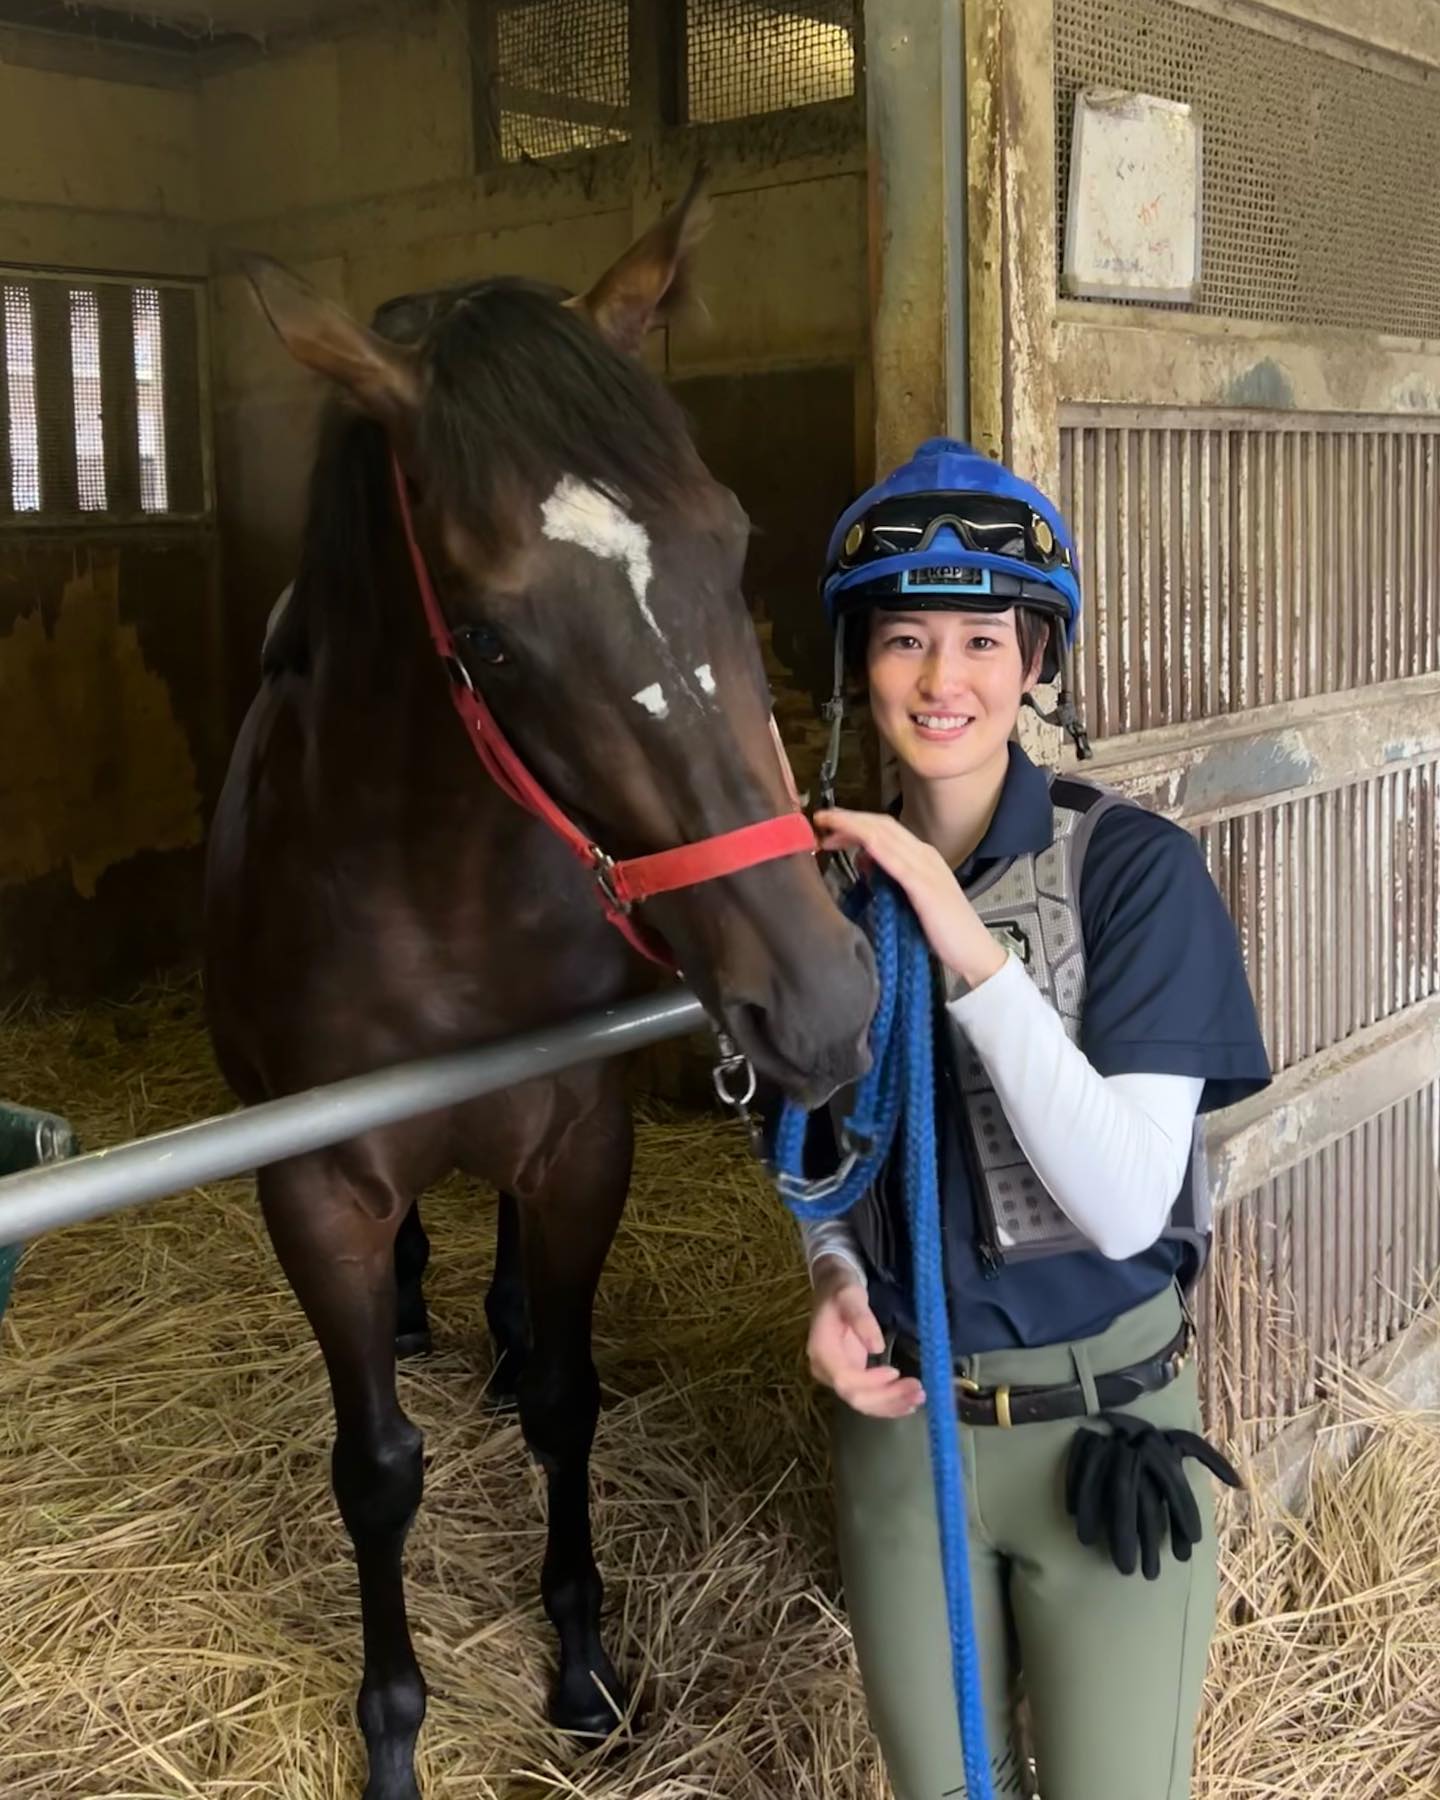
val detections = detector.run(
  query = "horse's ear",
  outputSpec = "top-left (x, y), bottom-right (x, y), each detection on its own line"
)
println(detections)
top-left (571, 168), bottom-right (712, 354)
top-left (240, 254), bottom-right (420, 426)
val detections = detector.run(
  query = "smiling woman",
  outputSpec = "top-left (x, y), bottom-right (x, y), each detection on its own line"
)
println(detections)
top-left (789, 438), bottom-right (1271, 1800)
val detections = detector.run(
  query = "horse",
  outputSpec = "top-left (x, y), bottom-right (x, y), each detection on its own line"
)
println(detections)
top-left (203, 179), bottom-right (877, 1800)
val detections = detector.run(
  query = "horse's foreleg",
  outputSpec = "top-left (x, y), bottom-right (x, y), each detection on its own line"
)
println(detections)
top-left (483, 1190), bottom-right (528, 1405)
top-left (261, 1159), bottom-right (427, 1800)
top-left (514, 1090), bottom-right (633, 1736)
top-left (393, 1199), bottom-right (432, 1359)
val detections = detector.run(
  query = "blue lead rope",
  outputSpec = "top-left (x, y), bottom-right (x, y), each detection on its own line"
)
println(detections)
top-left (774, 878), bottom-right (993, 1800)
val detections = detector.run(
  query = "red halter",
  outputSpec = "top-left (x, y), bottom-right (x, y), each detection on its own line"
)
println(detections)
top-left (391, 453), bottom-right (816, 969)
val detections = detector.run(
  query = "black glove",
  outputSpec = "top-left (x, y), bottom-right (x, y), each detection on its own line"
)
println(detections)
top-left (1064, 1409), bottom-right (1243, 1580)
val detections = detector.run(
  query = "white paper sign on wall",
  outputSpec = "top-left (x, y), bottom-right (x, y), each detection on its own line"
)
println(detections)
top-left (1063, 90), bottom-right (1201, 303)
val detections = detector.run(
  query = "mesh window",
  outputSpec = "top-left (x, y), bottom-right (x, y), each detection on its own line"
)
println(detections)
top-left (132, 287), bottom-right (169, 514)
top-left (4, 285), bottom-right (40, 513)
top-left (0, 271), bottom-right (206, 525)
top-left (1056, 0), bottom-right (1440, 337)
top-left (686, 0), bottom-right (857, 124)
top-left (496, 0), bottom-right (630, 162)
top-left (69, 289), bottom-right (107, 513)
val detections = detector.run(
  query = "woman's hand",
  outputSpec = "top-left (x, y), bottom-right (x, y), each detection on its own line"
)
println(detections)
top-left (815, 808), bottom-right (1007, 990)
top-left (807, 1256), bottom-right (925, 1419)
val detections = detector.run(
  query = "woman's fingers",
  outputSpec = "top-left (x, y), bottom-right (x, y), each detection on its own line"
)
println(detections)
top-left (808, 1322), bottom-right (882, 1385)
top-left (808, 1313), bottom-right (925, 1416)
top-left (838, 1369), bottom-right (926, 1418)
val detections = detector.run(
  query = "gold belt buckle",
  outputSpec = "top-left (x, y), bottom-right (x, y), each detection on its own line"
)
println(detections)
top-left (955, 1373), bottom-right (1012, 1427)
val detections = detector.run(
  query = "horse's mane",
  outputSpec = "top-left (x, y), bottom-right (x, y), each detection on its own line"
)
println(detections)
top-left (263, 276), bottom-right (702, 676)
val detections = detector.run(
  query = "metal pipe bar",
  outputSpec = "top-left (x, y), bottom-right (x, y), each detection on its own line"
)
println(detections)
top-left (0, 990), bottom-right (708, 1244)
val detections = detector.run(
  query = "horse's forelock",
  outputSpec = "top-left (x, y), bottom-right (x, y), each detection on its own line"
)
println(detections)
top-left (413, 278), bottom-right (703, 550)
top-left (275, 276), bottom-right (710, 670)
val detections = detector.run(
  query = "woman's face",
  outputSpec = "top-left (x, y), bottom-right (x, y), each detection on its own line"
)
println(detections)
top-left (865, 607), bottom-right (1037, 782)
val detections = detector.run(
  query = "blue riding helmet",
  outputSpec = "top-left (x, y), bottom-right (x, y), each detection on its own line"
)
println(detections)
top-left (823, 439), bottom-right (1081, 657)
top-left (816, 440), bottom-right (1092, 778)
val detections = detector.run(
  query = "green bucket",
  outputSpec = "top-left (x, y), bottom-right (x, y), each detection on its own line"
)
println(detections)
top-left (0, 1103), bottom-right (76, 1326)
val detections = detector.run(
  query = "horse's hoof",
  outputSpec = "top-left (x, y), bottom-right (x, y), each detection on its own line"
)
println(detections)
top-left (361, 1762), bottom-right (421, 1800)
top-left (547, 1656), bottom-right (629, 1739)
top-left (394, 1328), bottom-right (433, 1361)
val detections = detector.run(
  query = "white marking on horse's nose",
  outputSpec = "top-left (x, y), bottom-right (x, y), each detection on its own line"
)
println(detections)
top-left (632, 682), bottom-right (669, 719)
top-left (694, 663), bottom-right (717, 697)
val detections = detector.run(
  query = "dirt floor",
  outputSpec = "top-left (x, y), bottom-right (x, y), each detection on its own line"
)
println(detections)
top-left (2, 982), bottom-right (1436, 1798)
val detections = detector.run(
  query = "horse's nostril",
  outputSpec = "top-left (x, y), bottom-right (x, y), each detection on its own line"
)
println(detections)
top-left (733, 1001), bottom-right (773, 1054)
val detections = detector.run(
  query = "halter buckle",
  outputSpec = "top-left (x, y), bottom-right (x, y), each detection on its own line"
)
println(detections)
top-left (590, 849), bottom-right (631, 914)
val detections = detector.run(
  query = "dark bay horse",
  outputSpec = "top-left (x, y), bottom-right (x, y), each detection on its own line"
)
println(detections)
top-left (204, 182), bottom-right (876, 1800)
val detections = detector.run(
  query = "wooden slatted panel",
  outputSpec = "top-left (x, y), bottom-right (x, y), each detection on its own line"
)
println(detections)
top-left (1197, 760), bottom-right (1440, 1074)
top-left (1060, 418), bottom-right (1440, 737)
top-left (1197, 1079), bottom-right (1440, 1453)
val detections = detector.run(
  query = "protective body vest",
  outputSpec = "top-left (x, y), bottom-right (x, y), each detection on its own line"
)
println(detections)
top-left (850, 776), bottom-right (1212, 1285)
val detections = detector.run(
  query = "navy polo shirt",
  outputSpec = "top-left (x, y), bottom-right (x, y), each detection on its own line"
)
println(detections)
top-left (860, 743), bottom-right (1272, 1353)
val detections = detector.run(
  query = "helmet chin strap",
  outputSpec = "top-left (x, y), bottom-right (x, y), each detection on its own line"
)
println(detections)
top-left (1023, 643), bottom-right (1094, 761)
top-left (817, 615), bottom-right (849, 812)
top-left (817, 615), bottom-right (1095, 810)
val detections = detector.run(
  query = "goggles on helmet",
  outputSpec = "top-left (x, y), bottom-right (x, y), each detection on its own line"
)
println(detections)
top-left (834, 491), bottom-right (1071, 579)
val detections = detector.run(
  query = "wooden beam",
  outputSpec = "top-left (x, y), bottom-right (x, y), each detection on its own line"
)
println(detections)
top-left (629, 0), bottom-right (685, 131)
top-left (493, 81), bottom-right (629, 132)
top-left (1079, 672), bottom-right (1440, 825)
top-left (1057, 312), bottom-right (1440, 417)
top-left (98, 283), bottom-right (141, 518)
top-left (468, 0), bottom-right (502, 171)
top-left (29, 278), bottom-right (77, 517)
top-left (863, 0), bottom-right (947, 474)
top-left (1206, 993), bottom-right (1440, 1209)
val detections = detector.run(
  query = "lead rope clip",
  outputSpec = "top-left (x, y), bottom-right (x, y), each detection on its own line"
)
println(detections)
top-left (712, 1030), bottom-right (763, 1155)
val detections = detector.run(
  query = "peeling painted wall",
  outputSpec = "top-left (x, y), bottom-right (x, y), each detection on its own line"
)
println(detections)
top-left (0, 535), bottom-right (220, 996)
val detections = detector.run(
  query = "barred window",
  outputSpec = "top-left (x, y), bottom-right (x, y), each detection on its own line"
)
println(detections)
top-left (70, 289), bottom-right (107, 514)
top-left (4, 285), bottom-right (39, 514)
top-left (132, 287), bottom-right (169, 515)
top-left (0, 270), bottom-right (207, 526)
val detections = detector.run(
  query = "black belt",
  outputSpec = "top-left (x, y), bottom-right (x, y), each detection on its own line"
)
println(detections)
top-left (891, 1323), bottom-right (1191, 1428)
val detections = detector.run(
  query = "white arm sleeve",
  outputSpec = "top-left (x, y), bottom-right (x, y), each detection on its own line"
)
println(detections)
top-left (798, 1215), bottom-right (868, 1291)
top-left (946, 954), bottom-right (1204, 1261)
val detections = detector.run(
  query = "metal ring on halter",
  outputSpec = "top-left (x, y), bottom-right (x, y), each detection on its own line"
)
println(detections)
top-left (711, 1045), bottom-right (758, 1110)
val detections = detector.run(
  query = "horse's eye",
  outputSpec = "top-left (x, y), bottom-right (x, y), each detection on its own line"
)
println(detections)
top-left (459, 624), bottom-right (508, 667)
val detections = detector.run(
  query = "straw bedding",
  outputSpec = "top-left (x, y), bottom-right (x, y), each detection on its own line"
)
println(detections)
top-left (1, 982), bottom-right (1436, 1798)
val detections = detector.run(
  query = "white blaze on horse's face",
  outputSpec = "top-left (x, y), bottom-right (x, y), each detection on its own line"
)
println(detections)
top-left (631, 682), bottom-right (669, 719)
top-left (540, 476), bottom-right (659, 639)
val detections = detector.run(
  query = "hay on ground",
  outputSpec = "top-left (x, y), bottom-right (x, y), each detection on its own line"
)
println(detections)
top-left (1, 982), bottom-right (1436, 1798)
